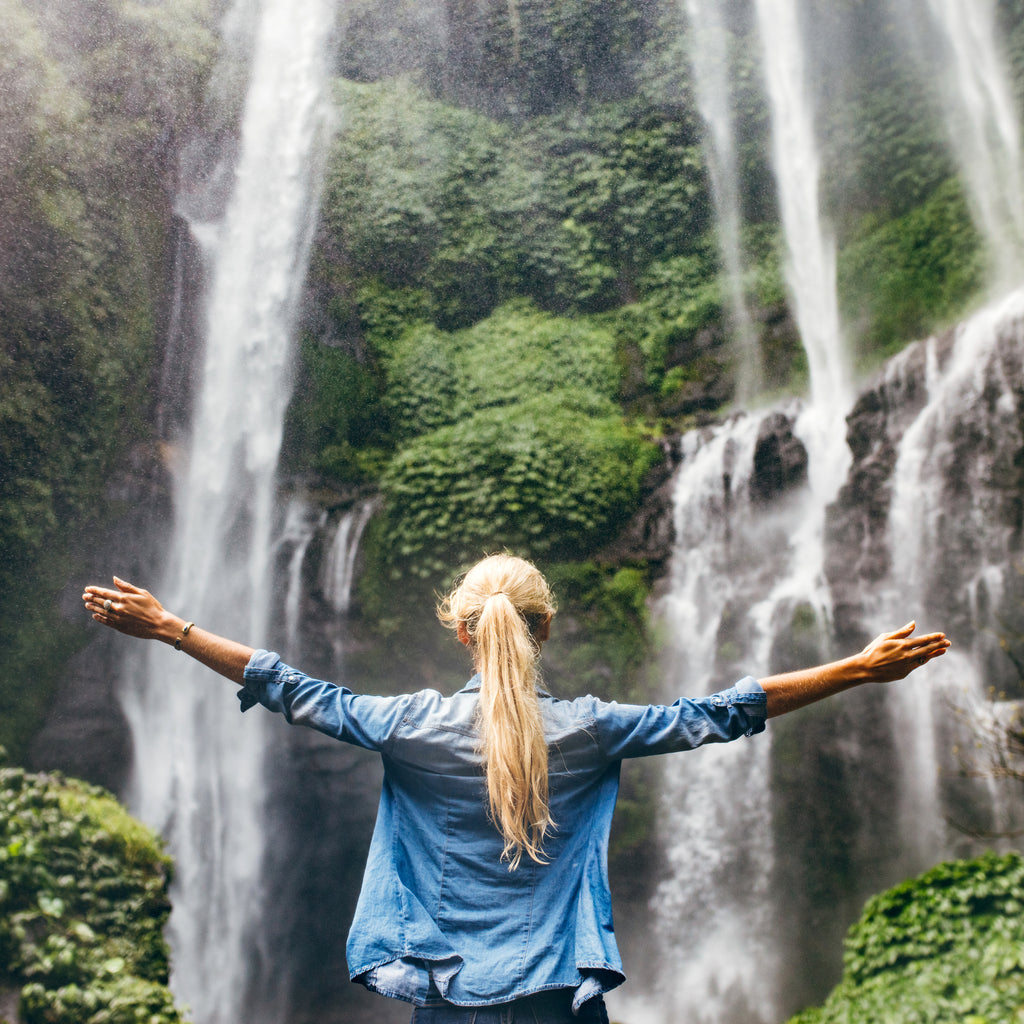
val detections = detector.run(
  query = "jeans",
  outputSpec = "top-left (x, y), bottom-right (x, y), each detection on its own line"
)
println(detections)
top-left (410, 991), bottom-right (609, 1024)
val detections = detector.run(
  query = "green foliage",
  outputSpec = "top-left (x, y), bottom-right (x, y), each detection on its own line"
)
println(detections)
top-left (320, 80), bottom-right (712, 329)
top-left (378, 300), bottom-right (622, 440)
top-left (368, 300), bottom-right (658, 579)
top-left (787, 852), bottom-right (1024, 1024)
top-left (521, 103), bottom-right (710, 311)
top-left (336, 0), bottom-right (660, 119)
top-left (281, 337), bottom-right (385, 482)
top-left (0, 766), bottom-right (188, 1023)
top-left (838, 178), bottom-right (984, 362)
top-left (617, 252), bottom-right (723, 392)
top-left (380, 390), bottom-right (659, 578)
top-left (322, 79), bottom-right (531, 329)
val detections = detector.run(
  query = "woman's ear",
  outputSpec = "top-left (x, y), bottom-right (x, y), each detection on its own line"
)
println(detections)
top-left (456, 621), bottom-right (471, 646)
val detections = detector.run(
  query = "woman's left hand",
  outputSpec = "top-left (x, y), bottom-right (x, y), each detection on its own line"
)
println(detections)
top-left (82, 577), bottom-right (174, 642)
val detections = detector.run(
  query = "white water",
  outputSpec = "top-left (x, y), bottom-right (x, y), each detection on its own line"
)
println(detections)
top-left (640, 416), bottom-right (783, 1024)
top-left (752, 0), bottom-right (851, 429)
top-left (750, 0), bottom-right (852, 618)
top-left (917, 0), bottom-right (1024, 285)
top-left (118, 1), bottom-right (335, 1020)
top-left (323, 499), bottom-right (378, 615)
top-left (280, 497), bottom-right (324, 658)
top-left (320, 498), bottom-right (378, 670)
top-left (646, 4), bottom-right (863, 1021)
top-left (876, 287), bottom-right (1024, 863)
top-left (683, 0), bottom-right (762, 400)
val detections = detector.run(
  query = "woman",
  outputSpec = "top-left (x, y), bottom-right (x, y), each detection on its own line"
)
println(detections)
top-left (83, 553), bottom-right (949, 1023)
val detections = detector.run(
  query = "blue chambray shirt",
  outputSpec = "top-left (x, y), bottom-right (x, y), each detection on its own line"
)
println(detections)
top-left (239, 651), bottom-right (766, 1011)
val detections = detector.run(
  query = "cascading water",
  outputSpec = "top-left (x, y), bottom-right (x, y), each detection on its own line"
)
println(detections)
top-left (682, 0), bottom-right (762, 401)
top-left (626, 416), bottom-right (786, 1024)
top-left (117, 1), bottom-right (335, 1021)
top-left (633, 4), bottom-right (855, 1019)
top-left (905, 0), bottom-right (1024, 284)
top-left (280, 497), bottom-right (324, 658)
top-left (323, 499), bottom-right (379, 616)
top-left (873, 286), bottom-right (1024, 862)
top-left (749, 0), bottom-right (852, 616)
top-left (633, 1), bottom-right (1024, 1019)
top-left (751, 0), bottom-right (851, 426)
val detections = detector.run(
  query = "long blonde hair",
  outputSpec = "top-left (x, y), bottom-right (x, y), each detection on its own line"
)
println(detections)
top-left (438, 554), bottom-right (557, 869)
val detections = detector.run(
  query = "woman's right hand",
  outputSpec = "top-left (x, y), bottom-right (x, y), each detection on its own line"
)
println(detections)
top-left (82, 577), bottom-right (176, 642)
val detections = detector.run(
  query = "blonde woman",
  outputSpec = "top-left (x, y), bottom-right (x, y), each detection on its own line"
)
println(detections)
top-left (83, 553), bottom-right (948, 1023)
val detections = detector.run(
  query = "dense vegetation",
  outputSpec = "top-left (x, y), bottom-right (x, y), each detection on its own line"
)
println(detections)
top-left (0, 757), bottom-right (187, 1024)
top-left (786, 852), bottom-right (1024, 1024)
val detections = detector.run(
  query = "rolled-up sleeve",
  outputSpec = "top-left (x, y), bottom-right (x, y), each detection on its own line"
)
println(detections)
top-left (238, 650), bottom-right (413, 751)
top-left (594, 676), bottom-right (767, 761)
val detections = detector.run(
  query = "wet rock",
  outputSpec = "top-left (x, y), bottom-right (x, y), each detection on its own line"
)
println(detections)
top-left (750, 412), bottom-right (808, 503)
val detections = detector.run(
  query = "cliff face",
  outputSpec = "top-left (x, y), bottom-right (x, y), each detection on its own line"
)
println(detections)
top-left (826, 298), bottom-right (1024, 698)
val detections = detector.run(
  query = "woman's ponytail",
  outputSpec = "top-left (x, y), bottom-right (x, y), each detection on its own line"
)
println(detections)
top-left (438, 554), bottom-right (557, 869)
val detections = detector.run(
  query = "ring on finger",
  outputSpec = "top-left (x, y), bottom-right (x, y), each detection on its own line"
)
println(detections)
top-left (103, 599), bottom-right (113, 612)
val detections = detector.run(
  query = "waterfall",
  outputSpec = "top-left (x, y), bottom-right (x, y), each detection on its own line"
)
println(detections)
top-left (751, 0), bottom-right (851, 432)
top-left (118, 0), bottom-right (335, 1020)
top-left (682, 0), bottom-right (762, 401)
top-left (634, 415), bottom-right (785, 1024)
top-left (749, 0), bottom-right (852, 624)
top-left (280, 497), bottom-right (324, 659)
top-left (636, 0), bottom-right (1024, 1004)
top-left (909, 0), bottom-right (1024, 284)
top-left (322, 499), bottom-right (378, 616)
top-left (875, 287), bottom-right (1024, 863)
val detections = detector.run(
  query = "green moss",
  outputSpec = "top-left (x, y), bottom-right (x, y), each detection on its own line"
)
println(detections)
top-left (0, 764), bottom-right (187, 1023)
top-left (787, 852), bottom-right (1024, 1024)
top-left (838, 177), bottom-right (985, 364)
top-left (380, 392), bottom-right (659, 579)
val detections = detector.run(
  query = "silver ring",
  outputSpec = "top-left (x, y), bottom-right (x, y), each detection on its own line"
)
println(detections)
top-left (103, 599), bottom-right (112, 612)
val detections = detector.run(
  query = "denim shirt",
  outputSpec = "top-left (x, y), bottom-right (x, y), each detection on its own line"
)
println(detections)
top-left (239, 651), bottom-right (767, 1010)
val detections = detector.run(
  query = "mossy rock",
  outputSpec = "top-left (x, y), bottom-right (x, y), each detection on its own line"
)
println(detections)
top-left (787, 851), bottom-right (1024, 1024)
top-left (0, 762), bottom-right (189, 1023)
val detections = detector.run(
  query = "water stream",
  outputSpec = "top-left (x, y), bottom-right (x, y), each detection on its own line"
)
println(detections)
top-left (118, 1), bottom-right (335, 1020)
top-left (683, 0), bottom-right (762, 400)
top-left (630, 2), bottom-right (1024, 1021)
top-left (909, 0), bottom-right (1024, 284)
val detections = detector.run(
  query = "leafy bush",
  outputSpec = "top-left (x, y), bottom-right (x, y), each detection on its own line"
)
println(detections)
top-left (378, 300), bottom-right (622, 440)
top-left (0, 765), bottom-right (188, 1023)
top-left (281, 337), bottom-right (386, 482)
top-left (838, 177), bottom-right (984, 362)
top-left (787, 851), bottom-right (1024, 1024)
top-left (319, 80), bottom-right (713, 328)
top-left (369, 299), bottom-right (658, 578)
top-left (380, 390), bottom-right (659, 578)
top-left (322, 80), bottom-right (531, 329)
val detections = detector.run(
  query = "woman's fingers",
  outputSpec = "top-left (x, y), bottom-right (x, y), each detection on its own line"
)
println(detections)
top-left (83, 578), bottom-right (144, 624)
top-left (861, 625), bottom-right (950, 681)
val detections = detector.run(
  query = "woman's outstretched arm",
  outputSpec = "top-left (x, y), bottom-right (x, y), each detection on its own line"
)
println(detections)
top-left (760, 622), bottom-right (950, 719)
top-left (82, 577), bottom-right (254, 686)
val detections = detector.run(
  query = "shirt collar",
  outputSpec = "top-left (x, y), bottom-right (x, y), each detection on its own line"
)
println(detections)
top-left (457, 672), bottom-right (552, 697)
